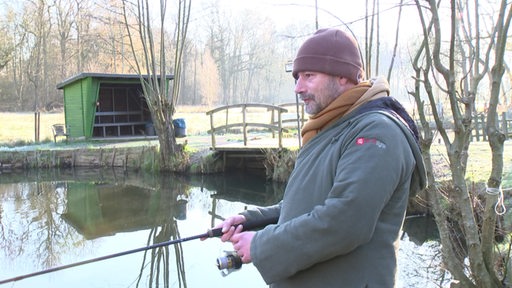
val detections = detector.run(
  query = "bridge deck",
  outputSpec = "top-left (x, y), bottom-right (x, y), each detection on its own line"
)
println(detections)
top-left (212, 136), bottom-right (301, 151)
top-left (204, 135), bottom-right (301, 174)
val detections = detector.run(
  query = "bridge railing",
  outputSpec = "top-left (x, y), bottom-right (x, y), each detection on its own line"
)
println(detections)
top-left (273, 102), bottom-right (305, 142)
top-left (206, 103), bottom-right (291, 148)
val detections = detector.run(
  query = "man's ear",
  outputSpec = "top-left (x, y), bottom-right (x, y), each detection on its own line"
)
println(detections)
top-left (338, 77), bottom-right (350, 85)
top-left (338, 76), bottom-right (359, 86)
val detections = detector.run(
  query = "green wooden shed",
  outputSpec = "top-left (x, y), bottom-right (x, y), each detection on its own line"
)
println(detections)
top-left (56, 73), bottom-right (173, 139)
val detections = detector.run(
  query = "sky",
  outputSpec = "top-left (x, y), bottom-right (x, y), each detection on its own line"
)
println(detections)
top-left (0, 0), bottom-right (421, 49)
top-left (193, 0), bottom-right (422, 43)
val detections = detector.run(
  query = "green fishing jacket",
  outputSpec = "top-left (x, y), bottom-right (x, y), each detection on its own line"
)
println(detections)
top-left (241, 98), bottom-right (427, 288)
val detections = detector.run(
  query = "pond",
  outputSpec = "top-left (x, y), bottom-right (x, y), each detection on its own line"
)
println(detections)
top-left (0, 168), bottom-right (448, 287)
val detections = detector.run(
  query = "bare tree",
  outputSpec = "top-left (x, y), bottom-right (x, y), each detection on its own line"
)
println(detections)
top-left (0, 18), bottom-right (14, 71)
top-left (204, 5), bottom-right (234, 106)
top-left (202, 5), bottom-right (282, 106)
top-left (365, 0), bottom-right (380, 79)
top-left (9, 12), bottom-right (28, 111)
top-left (197, 48), bottom-right (221, 106)
top-left (74, 0), bottom-right (85, 73)
top-left (0, 0), bottom-right (294, 112)
top-left (25, 0), bottom-right (52, 112)
top-left (412, 0), bottom-right (512, 286)
top-left (53, 0), bottom-right (76, 79)
top-left (481, 1), bottom-right (512, 283)
top-left (121, 0), bottom-right (191, 171)
top-left (386, 0), bottom-right (404, 82)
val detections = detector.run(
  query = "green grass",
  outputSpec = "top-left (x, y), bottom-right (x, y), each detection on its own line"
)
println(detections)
top-left (428, 140), bottom-right (512, 184)
top-left (465, 142), bottom-right (512, 183)
top-left (0, 112), bottom-right (65, 144)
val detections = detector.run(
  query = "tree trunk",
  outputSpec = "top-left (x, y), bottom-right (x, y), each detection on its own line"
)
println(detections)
top-left (412, 0), bottom-right (510, 286)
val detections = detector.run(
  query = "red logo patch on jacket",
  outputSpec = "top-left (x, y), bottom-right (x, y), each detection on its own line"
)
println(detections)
top-left (355, 137), bottom-right (386, 149)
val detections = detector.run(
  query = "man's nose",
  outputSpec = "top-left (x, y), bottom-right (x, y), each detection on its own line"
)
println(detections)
top-left (294, 77), bottom-right (305, 94)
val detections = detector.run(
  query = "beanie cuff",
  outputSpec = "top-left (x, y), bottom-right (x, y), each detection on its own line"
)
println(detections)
top-left (292, 55), bottom-right (362, 83)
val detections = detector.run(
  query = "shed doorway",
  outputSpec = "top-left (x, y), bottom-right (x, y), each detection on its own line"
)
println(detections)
top-left (93, 83), bottom-right (153, 138)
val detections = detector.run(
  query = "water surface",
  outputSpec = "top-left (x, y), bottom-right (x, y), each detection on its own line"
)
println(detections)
top-left (0, 168), bottom-right (445, 287)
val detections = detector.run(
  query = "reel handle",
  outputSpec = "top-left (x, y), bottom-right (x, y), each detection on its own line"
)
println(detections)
top-left (207, 216), bottom-right (278, 237)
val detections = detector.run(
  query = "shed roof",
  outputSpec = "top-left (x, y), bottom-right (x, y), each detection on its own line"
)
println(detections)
top-left (56, 72), bottom-right (174, 89)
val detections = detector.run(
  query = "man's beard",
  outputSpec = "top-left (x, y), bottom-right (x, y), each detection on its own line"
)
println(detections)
top-left (299, 93), bottom-right (320, 115)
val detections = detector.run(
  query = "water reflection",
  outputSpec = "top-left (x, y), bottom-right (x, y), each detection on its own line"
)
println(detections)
top-left (402, 214), bottom-right (440, 245)
top-left (0, 168), bottom-right (444, 287)
top-left (0, 168), bottom-right (284, 288)
top-left (59, 174), bottom-right (192, 287)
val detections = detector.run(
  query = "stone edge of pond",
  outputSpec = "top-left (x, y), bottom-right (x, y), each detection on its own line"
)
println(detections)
top-left (0, 145), bottom-right (163, 171)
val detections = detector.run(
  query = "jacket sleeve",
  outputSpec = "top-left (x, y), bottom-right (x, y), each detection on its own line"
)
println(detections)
top-left (240, 202), bottom-right (281, 225)
top-left (250, 113), bottom-right (415, 283)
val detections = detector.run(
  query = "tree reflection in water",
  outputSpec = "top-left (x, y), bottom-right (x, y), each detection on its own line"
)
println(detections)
top-left (0, 180), bottom-right (84, 271)
top-left (136, 175), bottom-right (190, 288)
top-left (0, 168), bottom-right (281, 287)
top-left (136, 220), bottom-right (184, 288)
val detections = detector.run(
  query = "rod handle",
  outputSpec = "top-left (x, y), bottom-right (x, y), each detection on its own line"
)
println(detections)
top-left (207, 216), bottom-right (278, 238)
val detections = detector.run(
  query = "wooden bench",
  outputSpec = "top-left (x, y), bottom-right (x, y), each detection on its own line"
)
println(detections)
top-left (93, 122), bottom-right (148, 137)
top-left (52, 124), bottom-right (69, 143)
top-left (93, 111), bottom-right (151, 137)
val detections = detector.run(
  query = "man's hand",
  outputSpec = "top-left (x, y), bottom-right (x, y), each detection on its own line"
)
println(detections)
top-left (205, 214), bottom-right (246, 242)
top-left (201, 214), bottom-right (255, 263)
top-left (231, 230), bottom-right (255, 263)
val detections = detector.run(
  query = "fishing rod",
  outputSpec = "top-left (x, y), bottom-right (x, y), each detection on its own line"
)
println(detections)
top-left (0, 217), bottom-right (277, 285)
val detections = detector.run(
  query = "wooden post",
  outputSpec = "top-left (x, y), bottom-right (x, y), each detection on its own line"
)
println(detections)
top-left (242, 105), bottom-right (247, 146)
top-left (278, 108), bottom-right (283, 148)
top-left (271, 108), bottom-right (276, 139)
top-left (296, 95), bottom-right (303, 148)
top-left (481, 114), bottom-right (487, 141)
top-left (473, 114), bottom-right (486, 142)
top-left (209, 112), bottom-right (216, 149)
top-left (225, 108), bottom-right (229, 134)
top-left (34, 111), bottom-right (40, 142)
top-left (475, 114), bottom-right (480, 142)
top-left (473, 114), bottom-right (480, 142)
top-left (502, 112), bottom-right (509, 140)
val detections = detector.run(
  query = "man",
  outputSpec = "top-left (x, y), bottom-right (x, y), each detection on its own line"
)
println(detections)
top-left (217, 28), bottom-right (427, 287)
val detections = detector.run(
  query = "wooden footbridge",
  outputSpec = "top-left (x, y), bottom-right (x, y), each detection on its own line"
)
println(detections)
top-left (206, 102), bottom-right (305, 174)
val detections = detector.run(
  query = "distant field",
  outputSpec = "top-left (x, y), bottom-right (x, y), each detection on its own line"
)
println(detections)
top-left (0, 107), bottom-right (212, 144)
top-left (0, 112), bottom-right (65, 143)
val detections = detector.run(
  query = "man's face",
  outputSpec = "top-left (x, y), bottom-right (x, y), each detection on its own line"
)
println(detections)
top-left (295, 72), bottom-right (343, 115)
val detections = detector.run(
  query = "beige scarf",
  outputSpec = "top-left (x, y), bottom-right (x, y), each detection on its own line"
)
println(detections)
top-left (301, 77), bottom-right (390, 145)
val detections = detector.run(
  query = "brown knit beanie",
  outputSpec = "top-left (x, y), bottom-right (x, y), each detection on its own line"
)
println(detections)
top-left (292, 28), bottom-right (364, 83)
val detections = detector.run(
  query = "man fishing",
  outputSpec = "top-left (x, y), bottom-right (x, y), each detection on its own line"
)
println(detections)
top-left (215, 28), bottom-right (427, 287)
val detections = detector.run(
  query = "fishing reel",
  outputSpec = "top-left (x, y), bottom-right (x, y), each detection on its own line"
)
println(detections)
top-left (216, 251), bottom-right (242, 276)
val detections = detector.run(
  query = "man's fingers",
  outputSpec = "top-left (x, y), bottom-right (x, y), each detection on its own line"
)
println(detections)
top-left (220, 226), bottom-right (236, 242)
